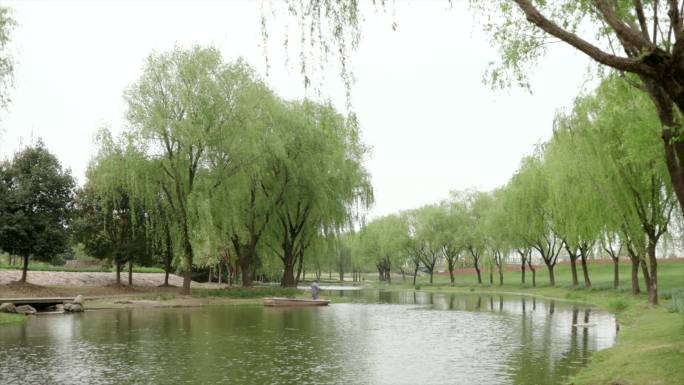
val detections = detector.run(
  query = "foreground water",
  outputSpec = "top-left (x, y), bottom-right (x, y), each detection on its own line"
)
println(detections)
top-left (0, 290), bottom-right (616, 385)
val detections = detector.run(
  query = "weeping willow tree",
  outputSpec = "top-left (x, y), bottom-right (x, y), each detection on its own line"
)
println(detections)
top-left (123, 46), bottom-right (264, 294)
top-left (357, 213), bottom-right (407, 284)
top-left (434, 199), bottom-right (467, 286)
top-left (544, 123), bottom-right (605, 289)
top-left (559, 76), bottom-right (676, 304)
top-left (191, 78), bottom-right (279, 287)
top-left (260, 100), bottom-right (372, 287)
top-left (481, 188), bottom-right (511, 286)
top-left (406, 205), bottom-right (446, 285)
top-left (81, 129), bottom-right (164, 285)
top-left (453, 190), bottom-right (491, 284)
top-left (506, 151), bottom-right (564, 287)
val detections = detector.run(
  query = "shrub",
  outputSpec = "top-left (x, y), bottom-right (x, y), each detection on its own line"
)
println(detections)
top-left (194, 287), bottom-right (302, 299)
top-left (668, 289), bottom-right (684, 314)
top-left (607, 299), bottom-right (629, 313)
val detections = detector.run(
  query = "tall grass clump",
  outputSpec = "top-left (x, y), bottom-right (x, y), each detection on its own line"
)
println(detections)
top-left (668, 289), bottom-right (684, 314)
top-left (194, 287), bottom-right (302, 298)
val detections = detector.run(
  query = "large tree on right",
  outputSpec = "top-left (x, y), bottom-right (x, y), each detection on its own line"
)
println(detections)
top-left (477, 0), bottom-right (684, 212)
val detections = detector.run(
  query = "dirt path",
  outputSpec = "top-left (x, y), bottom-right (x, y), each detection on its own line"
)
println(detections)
top-left (0, 270), bottom-right (226, 298)
top-left (0, 269), bottom-right (190, 287)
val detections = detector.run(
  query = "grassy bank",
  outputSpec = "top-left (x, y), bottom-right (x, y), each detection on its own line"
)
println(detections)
top-left (0, 313), bottom-right (26, 326)
top-left (375, 259), bottom-right (684, 292)
top-left (368, 260), bottom-right (684, 385)
top-left (192, 286), bottom-right (302, 299)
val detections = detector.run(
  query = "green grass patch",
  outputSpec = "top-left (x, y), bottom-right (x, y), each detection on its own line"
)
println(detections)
top-left (139, 292), bottom-right (177, 301)
top-left (668, 289), bottom-right (684, 314)
top-left (607, 298), bottom-right (629, 313)
top-left (0, 313), bottom-right (26, 326)
top-left (193, 286), bottom-right (302, 299)
top-left (570, 302), bottom-right (684, 385)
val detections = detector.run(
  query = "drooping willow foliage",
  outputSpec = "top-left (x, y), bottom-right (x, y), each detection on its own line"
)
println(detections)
top-left (84, 45), bottom-right (373, 292)
top-left (349, 75), bottom-right (678, 305)
top-left (0, 6), bottom-right (15, 116)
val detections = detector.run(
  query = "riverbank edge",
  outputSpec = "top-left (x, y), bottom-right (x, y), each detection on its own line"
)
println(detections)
top-left (0, 312), bottom-right (27, 325)
top-left (0, 287), bottom-right (325, 325)
top-left (372, 282), bottom-right (683, 385)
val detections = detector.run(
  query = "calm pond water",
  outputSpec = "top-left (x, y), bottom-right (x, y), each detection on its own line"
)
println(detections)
top-left (0, 290), bottom-right (616, 385)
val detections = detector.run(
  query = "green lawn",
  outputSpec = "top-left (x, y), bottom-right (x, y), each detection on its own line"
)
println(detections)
top-left (0, 313), bottom-right (26, 326)
top-left (193, 286), bottom-right (302, 299)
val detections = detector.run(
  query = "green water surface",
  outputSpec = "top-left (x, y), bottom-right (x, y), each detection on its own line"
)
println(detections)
top-left (0, 291), bottom-right (616, 385)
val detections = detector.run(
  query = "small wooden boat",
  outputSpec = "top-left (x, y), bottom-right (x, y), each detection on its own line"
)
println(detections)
top-left (262, 297), bottom-right (331, 307)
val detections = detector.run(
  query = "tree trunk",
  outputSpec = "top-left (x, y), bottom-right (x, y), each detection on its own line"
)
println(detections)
top-left (229, 262), bottom-right (235, 287)
top-left (429, 270), bottom-right (433, 284)
top-left (128, 260), bottom-right (133, 286)
top-left (386, 267), bottom-right (392, 284)
top-left (20, 254), bottom-right (29, 283)
top-left (413, 266), bottom-right (418, 286)
top-left (448, 261), bottom-right (455, 286)
top-left (498, 264), bottom-right (503, 286)
top-left (240, 260), bottom-right (252, 287)
top-left (521, 259), bottom-right (526, 284)
top-left (474, 262), bottom-right (482, 284)
top-left (580, 253), bottom-right (591, 288)
top-left (295, 252), bottom-right (304, 286)
top-left (611, 257), bottom-right (619, 289)
top-left (645, 237), bottom-right (659, 305)
top-left (163, 237), bottom-right (172, 287)
top-left (281, 260), bottom-right (296, 287)
top-left (218, 262), bottom-right (222, 285)
top-left (640, 258), bottom-right (653, 299)
top-left (233, 262), bottom-right (239, 286)
top-left (662, 128), bottom-right (684, 217)
top-left (526, 258), bottom-right (536, 287)
top-left (180, 237), bottom-right (193, 295)
top-left (630, 257), bottom-right (641, 295)
top-left (569, 254), bottom-right (579, 286)
top-left (547, 264), bottom-right (555, 287)
top-left (116, 261), bottom-right (122, 285)
top-left (164, 266), bottom-right (170, 286)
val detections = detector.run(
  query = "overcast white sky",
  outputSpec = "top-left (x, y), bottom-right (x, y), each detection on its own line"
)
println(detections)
top-left (0, 1), bottom-right (594, 219)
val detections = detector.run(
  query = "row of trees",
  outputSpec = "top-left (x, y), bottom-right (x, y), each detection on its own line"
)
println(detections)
top-left (0, 46), bottom-right (372, 292)
top-left (350, 75), bottom-right (679, 305)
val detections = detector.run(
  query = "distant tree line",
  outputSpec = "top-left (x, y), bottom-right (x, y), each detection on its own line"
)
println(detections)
top-left (348, 76), bottom-right (680, 306)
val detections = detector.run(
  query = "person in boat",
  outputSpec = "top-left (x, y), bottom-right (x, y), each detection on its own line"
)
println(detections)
top-left (310, 279), bottom-right (321, 300)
